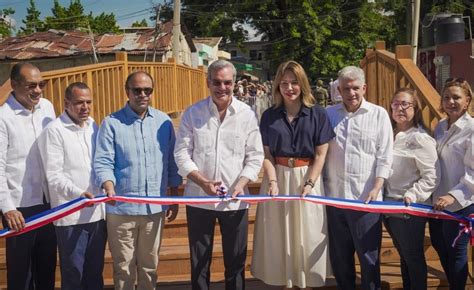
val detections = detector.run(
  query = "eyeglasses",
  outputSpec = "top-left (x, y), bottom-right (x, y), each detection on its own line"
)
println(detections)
top-left (280, 81), bottom-right (299, 88)
top-left (129, 87), bottom-right (153, 95)
top-left (211, 80), bottom-right (233, 87)
top-left (24, 81), bottom-right (47, 90)
top-left (390, 101), bottom-right (414, 110)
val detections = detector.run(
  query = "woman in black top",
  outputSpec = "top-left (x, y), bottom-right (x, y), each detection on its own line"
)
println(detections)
top-left (251, 61), bottom-right (335, 289)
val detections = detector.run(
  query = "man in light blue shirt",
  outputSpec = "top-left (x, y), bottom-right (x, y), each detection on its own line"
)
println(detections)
top-left (94, 71), bottom-right (182, 290)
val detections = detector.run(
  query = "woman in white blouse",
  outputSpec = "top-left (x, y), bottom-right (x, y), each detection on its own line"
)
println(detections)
top-left (383, 88), bottom-right (439, 290)
top-left (429, 78), bottom-right (473, 290)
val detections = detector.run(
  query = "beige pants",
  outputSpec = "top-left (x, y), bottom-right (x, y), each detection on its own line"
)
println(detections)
top-left (107, 212), bottom-right (165, 290)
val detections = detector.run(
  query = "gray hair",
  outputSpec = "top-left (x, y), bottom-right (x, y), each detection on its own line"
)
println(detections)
top-left (207, 60), bottom-right (236, 82)
top-left (338, 66), bottom-right (365, 84)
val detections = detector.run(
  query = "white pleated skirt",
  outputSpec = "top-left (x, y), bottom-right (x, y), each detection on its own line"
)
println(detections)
top-left (251, 164), bottom-right (331, 288)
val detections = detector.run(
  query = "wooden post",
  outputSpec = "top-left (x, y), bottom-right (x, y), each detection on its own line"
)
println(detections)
top-left (395, 45), bottom-right (412, 88)
top-left (375, 41), bottom-right (386, 51)
top-left (115, 52), bottom-right (129, 84)
top-left (168, 57), bottom-right (178, 113)
top-left (198, 65), bottom-right (207, 101)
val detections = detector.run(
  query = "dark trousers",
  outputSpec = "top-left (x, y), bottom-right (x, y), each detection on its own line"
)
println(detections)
top-left (326, 206), bottom-right (382, 290)
top-left (55, 220), bottom-right (107, 290)
top-left (1, 204), bottom-right (57, 290)
top-left (186, 206), bottom-right (248, 290)
top-left (383, 214), bottom-right (427, 290)
top-left (429, 204), bottom-right (474, 290)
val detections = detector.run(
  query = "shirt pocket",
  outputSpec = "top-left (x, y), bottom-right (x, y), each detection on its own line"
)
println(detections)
top-left (360, 128), bottom-right (377, 155)
top-left (193, 127), bottom-right (214, 154)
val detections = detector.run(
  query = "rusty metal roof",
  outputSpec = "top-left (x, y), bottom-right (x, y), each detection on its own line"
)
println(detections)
top-left (0, 20), bottom-right (186, 60)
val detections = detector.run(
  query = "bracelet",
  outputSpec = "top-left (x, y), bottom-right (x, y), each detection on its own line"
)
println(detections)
top-left (268, 180), bottom-right (277, 187)
top-left (304, 179), bottom-right (315, 188)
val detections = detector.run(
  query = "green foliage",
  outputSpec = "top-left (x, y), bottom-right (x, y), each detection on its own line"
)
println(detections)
top-left (180, 0), bottom-right (410, 80)
top-left (0, 8), bottom-right (15, 38)
top-left (19, 0), bottom-right (120, 35)
top-left (132, 18), bottom-right (149, 27)
top-left (89, 12), bottom-right (120, 34)
top-left (20, 0), bottom-right (43, 35)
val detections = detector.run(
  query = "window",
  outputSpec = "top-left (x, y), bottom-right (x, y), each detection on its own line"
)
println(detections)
top-left (249, 50), bottom-right (258, 60)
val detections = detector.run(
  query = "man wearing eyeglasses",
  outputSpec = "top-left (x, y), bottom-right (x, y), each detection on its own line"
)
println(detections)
top-left (0, 62), bottom-right (57, 289)
top-left (174, 60), bottom-right (264, 290)
top-left (94, 71), bottom-right (182, 290)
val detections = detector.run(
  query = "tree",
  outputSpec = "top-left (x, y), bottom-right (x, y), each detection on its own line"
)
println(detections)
top-left (41, 0), bottom-right (120, 34)
top-left (132, 19), bottom-right (149, 27)
top-left (89, 12), bottom-right (120, 34)
top-left (20, 0), bottom-right (43, 35)
top-left (181, 0), bottom-right (410, 80)
top-left (0, 8), bottom-right (15, 38)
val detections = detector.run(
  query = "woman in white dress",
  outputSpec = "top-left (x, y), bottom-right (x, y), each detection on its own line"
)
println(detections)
top-left (251, 61), bottom-right (334, 289)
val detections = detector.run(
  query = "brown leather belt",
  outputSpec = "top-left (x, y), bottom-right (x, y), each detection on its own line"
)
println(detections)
top-left (274, 157), bottom-right (313, 168)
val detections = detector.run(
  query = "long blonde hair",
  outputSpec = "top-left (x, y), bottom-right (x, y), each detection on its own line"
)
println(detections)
top-left (272, 61), bottom-right (315, 108)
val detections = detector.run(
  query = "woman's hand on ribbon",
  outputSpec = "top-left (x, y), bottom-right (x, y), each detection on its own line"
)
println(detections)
top-left (267, 180), bottom-right (279, 196)
top-left (433, 194), bottom-right (456, 211)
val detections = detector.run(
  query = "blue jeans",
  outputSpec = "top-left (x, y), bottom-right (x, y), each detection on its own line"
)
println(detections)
top-left (429, 204), bottom-right (474, 290)
top-left (55, 220), bottom-right (107, 290)
top-left (327, 207), bottom-right (382, 290)
top-left (384, 214), bottom-right (427, 290)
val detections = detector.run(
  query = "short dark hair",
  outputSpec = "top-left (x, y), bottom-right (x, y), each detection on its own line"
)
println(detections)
top-left (125, 71), bottom-right (154, 90)
top-left (10, 62), bottom-right (39, 82)
top-left (65, 82), bottom-right (90, 100)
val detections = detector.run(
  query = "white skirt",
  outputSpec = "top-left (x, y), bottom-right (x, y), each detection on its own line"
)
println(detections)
top-left (251, 164), bottom-right (331, 288)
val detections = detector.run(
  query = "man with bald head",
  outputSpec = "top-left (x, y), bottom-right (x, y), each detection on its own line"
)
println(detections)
top-left (94, 71), bottom-right (182, 289)
top-left (38, 82), bottom-right (106, 290)
top-left (0, 62), bottom-right (57, 289)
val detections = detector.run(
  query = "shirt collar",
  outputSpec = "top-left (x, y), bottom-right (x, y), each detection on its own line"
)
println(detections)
top-left (60, 111), bottom-right (93, 129)
top-left (275, 104), bottom-right (310, 116)
top-left (124, 102), bottom-right (154, 120)
top-left (8, 92), bottom-right (42, 115)
top-left (337, 98), bottom-right (370, 114)
top-left (450, 112), bottom-right (472, 130)
top-left (207, 96), bottom-right (237, 115)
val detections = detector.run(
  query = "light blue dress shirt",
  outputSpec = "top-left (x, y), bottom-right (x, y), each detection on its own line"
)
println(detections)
top-left (94, 103), bottom-right (182, 215)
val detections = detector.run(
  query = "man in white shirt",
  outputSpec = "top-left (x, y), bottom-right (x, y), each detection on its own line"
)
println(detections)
top-left (174, 60), bottom-right (264, 290)
top-left (0, 62), bottom-right (57, 290)
top-left (324, 66), bottom-right (393, 290)
top-left (329, 78), bottom-right (342, 104)
top-left (38, 82), bottom-right (106, 290)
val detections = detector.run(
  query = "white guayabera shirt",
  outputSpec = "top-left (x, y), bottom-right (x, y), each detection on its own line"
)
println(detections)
top-left (0, 95), bottom-right (55, 213)
top-left (174, 96), bottom-right (264, 211)
top-left (324, 99), bottom-right (394, 201)
top-left (38, 112), bottom-right (105, 226)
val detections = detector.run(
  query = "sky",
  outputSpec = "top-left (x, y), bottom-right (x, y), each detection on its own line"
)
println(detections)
top-left (1, 0), bottom-right (164, 30)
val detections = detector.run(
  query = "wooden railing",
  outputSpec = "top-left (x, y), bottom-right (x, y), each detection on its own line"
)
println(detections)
top-left (360, 41), bottom-right (444, 132)
top-left (0, 52), bottom-right (208, 124)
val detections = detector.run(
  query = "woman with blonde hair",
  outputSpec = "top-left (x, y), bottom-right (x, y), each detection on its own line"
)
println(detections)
top-left (383, 88), bottom-right (439, 289)
top-left (429, 78), bottom-right (473, 290)
top-left (251, 61), bottom-right (334, 289)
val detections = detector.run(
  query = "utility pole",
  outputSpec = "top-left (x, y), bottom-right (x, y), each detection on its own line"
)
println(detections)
top-left (88, 22), bottom-right (99, 64)
top-left (411, 0), bottom-right (421, 63)
top-left (151, 4), bottom-right (162, 62)
top-left (172, 0), bottom-right (181, 62)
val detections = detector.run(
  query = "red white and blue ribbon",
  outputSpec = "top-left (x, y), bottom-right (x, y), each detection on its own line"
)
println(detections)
top-left (1, 194), bottom-right (473, 244)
